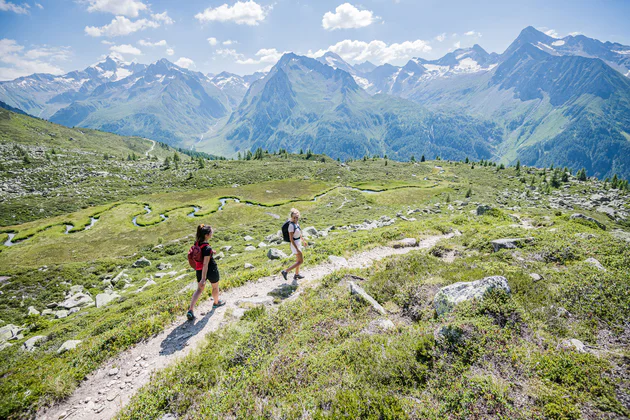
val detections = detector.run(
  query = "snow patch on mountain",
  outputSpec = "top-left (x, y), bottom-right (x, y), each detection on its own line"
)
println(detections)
top-left (552, 40), bottom-right (566, 46)
top-left (352, 75), bottom-right (372, 90)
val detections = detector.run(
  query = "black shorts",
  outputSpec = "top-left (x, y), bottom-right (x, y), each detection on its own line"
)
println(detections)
top-left (196, 263), bottom-right (220, 284)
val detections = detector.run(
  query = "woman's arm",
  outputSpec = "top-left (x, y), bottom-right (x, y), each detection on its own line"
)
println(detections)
top-left (201, 255), bottom-right (210, 282)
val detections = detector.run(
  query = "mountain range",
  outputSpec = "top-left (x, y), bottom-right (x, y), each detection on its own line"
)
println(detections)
top-left (1, 26), bottom-right (629, 179)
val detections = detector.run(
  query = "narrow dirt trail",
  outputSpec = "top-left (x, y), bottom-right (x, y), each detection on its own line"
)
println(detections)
top-left (145, 140), bottom-right (156, 157)
top-left (39, 234), bottom-right (452, 420)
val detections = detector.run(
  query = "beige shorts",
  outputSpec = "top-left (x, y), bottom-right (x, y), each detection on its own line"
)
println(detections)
top-left (290, 239), bottom-right (303, 255)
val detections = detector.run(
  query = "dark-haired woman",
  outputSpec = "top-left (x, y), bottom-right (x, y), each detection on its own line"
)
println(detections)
top-left (187, 224), bottom-right (225, 320)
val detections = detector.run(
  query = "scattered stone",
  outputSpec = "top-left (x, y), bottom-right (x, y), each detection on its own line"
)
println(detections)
top-left (490, 238), bottom-right (532, 252)
top-left (226, 307), bottom-right (247, 321)
top-left (95, 292), bottom-right (120, 308)
top-left (57, 340), bottom-right (82, 354)
top-left (257, 242), bottom-right (268, 248)
top-left (303, 226), bottom-right (318, 237)
top-left (236, 296), bottom-right (275, 309)
top-left (155, 271), bottom-right (177, 279)
top-left (349, 281), bottom-right (387, 316)
top-left (58, 293), bottom-right (94, 310)
top-left (132, 257), bottom-right (151, 268)
top-left (244, 245), bottom-right (257, 252)
top-left (214, 252), bottom-right (225, 260)
top-left (157, 262), bottom-right (172, 270)
top-left (560, 338), bottom-right (587, 353)
top-left (22, 335), bottom-right (46, 352)
top-left (111, 270), bottom-right (130, 285)
top-left (69, 307), bottom-right (80, 315)
top-left (46, 302), bottom-right (58, 309)
top-left (244, 263), bottom-right (254, 269)
top-left (392, 238), bottom-right (417, 249)
top-left (569, 213), bottom-right (606, 230)
top-left (221, 245), bottom-right (233, 252)
top-left (584, 257), bottom-right (606, 271)
top-left (529, 273), bottom-right (543, 282)
top-left (137, 279), bottom-right (157, 292)
top-left (243, 235), bottom-right (254, 242)
top-left (41, 309), bottom-right (54, 316)
top-left (55, 310), bottom-right (69, 319)
top-left (476, 205), bottom-right (493, 216)
top-left (0, 324), bottom-right (20, 342)
top-left (373, 318), bottom-right (395, 331)
top-left (69, 285), bottom-right (84, 294)
top-left (267, 248), bottom-right (288, 260)
top-left (611, 229), bottom-right (630, 243)
top-left (106, 392), bottom-right (119, 402)
top-left (328, 255), bottom-right (348, 267)
top-left (108, 368), bottom-right (119, 376)
top-left (27, 306), bottom-right (40, 316)
top-left (434, 276), bottom-right (511, 316)
top-left (265, 212), bottom-right (280, 220)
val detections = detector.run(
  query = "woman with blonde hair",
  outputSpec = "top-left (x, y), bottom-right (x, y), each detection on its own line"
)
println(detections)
top-left (281, 208), bottom-right (307, 281)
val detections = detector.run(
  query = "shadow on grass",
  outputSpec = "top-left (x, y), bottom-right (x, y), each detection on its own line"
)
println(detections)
top-left (159, 307), bottom-right (216, 356)
top-left (268, 282), bottom-right (298, 303)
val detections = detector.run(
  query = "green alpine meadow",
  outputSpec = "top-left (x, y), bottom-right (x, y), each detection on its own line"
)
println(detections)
top-left (1, 1), bottom-right (630, 419)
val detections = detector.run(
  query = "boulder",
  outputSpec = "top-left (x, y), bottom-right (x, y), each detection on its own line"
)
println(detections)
top-left (257, 242), bottom-right (268, 248)
top-left (349, 281), bottom-right (387, 315)
top-left (584, 257), bottom-right (606, 271)
top-left (55, 310), bottom-right (69, 319)
top-left (490, 238), bottom-right (531, 252)
top-left (392, 238), bottom-right (417, 249)
top-left (559, 338), bottom-right (587, 353)
top-left (214, 251), bottom-right (225, 260)
top-left (596, 206), bottom-right (617, 220)
top-left (157, 262), bottom-right (172, 270)
top-left (95, 292), bottom-right (120, 308)
top-left (221, 245), bottom-right (232, 252)
top-left (137, 279), bottom-right (157, 293)
top-left (267, 248), bottom-right (288, 260)
top-left (132, 257), bottom-right (151, 268)
top-left (58, 293), bottom-right (94, 310)
top-left (570, 213), bottom-right (606, 230)
top-left (434, 276), bottom-right (511, 316)
top-left (111, 270), bottom-right (130, 285)
top-left (236, 296), bottom-right (275, 309)
top-left (57, 339), bottom-right (82, 354)
top-left (328, 255), bottom-right (348, 267)
top-left (244, 263), bottom-right (255, 269)
top-left (529, 273), bottom-right (543, 282)
top-left (41, 309), bottom-right (54, 316)
top-left (22, 335), bottom-right (46, 352)
top-left (303, 226), bottom-right (318, 237)
top-left (27, 306), bottom-right (40, 316)
top-left (243, 235), bottom-right (255, 242)
top-left (69, 285), bottom-right (84, 294)
top-left (476, 205), bottom-right (493, 216)
top-left (244, 245), bottom-right (257, 252)
top-left (0, 324), bottom-right (20, 342)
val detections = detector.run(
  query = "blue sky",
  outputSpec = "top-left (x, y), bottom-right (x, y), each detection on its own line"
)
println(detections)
top-left (1, 0), bottom-right (629, 80)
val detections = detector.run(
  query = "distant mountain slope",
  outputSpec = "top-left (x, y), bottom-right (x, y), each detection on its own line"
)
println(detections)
top-left (0, 100), bottom-right (28, 115)
top-left (49, 59), bottom-right (230, 146)
top-left (203, 53), bottom-right (501, 161)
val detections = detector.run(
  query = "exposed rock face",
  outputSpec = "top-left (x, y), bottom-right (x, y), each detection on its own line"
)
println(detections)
top-left (58, 293), bottom-right (94, 310)
top-left (132, 257), bottom-right (151, 268)
top-left (569, 213), bottom-right (606, 230)
top-left (433, 276), bottom-right (511, 316)
top-left (57, 339), bottom-right (82, 354)
top-left (22, 335), bottom-right (46, 352)
top-left (267, 248), bottom-right (288, 260)
top-left (0, 324), bottom-right (21, 343)
top-left (96, 292), bottom-right (120, 308)
top-left (27, 306), bottom-right (41, 316)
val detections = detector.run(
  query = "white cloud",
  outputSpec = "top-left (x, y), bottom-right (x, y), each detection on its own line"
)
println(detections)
top-left (110, 44), bottom-right (142, 55)
top-left (0, 39), bottom-right (69, 81)
top-left (101, 40), bottom-right (114, 45)
top-left (310, 38), bottom-right (432, 65)
top-left (223, 40), bottom-right (237, 45)
top-left (215, 48), bottom-right (245, 60)
top-left (166, 48), bottom-right (174, 56)
top-left (35, 2), bottom-right (43, 9)
top-left (174, 57), bottom-right (195, 69)
top-left (85, 15), bottom-right (160, 37)
top-left (235, 48), bottom-right (284, 65)
top-left (138, 39), bottom-right (167, 47)
top-left (195, 1), bottom-right (269, 26)
top-left (464, 30), bottom-right (482, 37)
top-left (207, 37), bottom-right (218, 46)
top-left (544, 29), bottom-right (559, 38)
top-left (453, 41), bottom-right (461, 49)
top-left (86, 0), bottom-right (147, 18)
top-left (569, 31), bottom-right (582, 36)
top-left (0, 0), bottom-right (29, 14)
top-left (322, 3), bottom-right (379, 30)
top-left (435, 33), bottom-right (446, 42)
top-left (151, 11), bottom-right (173, 25)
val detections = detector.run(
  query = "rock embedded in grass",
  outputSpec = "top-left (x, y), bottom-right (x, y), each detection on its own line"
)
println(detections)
top-left (584, 257), bottom-right (606, 271)
top-left (490, 238), bottom-right (533, 252)
top-left (267, 248), bottom-right (287, 260)
top-left (392, 238), bottom-right (417, 248)
top-left (27, 306), bottom-right (40, 316)
top-left (244, 246), bottom-right (257, 252)
top-left (58, 292), bottom-right (94, 310)
top-left (433, 276), bottom-right (511, 316)
top-left (569, 213), bottom-right (606, 230)
top-left (96, 292), bottom-right (121, 308)
top-left (131, 257), bottom-right (151, 268)
top-left (57, 339), bottom-right (82, 354)
top-left (22, 335), bottom-right (46, 352)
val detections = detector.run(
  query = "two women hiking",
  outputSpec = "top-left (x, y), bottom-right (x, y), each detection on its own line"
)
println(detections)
top-left (281, 208), bottom-right (308, 281)
top-left (187, 224), bottom-right (225, 320)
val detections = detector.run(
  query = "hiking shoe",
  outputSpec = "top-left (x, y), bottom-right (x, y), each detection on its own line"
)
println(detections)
top-left (294, 274), bottom-right (305, 280)
top-left (281, 270), bottom-right (288, 280)
top-left (213, 300), bottom-right (226, 308)
top-left (186, 310), bottom-right (195, 321)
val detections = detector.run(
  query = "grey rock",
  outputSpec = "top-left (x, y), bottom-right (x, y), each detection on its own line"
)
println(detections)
top-left (560, 338), bottom-right (587, 353)
top-left (243, 235), bottom-right (255, 242)
top-left (41, 309), bottom-right (54, 316)
top-left (22, 335), bottom-right (46, 352)
top-left (131, 257), bottom-right (151, 268)
top-left (257, 242), bottom-right (268, 248)
top-left (570, 213), bottom-right (606, 230)
top-left (55, 310), bottom-right (69, 319)
top-left (57, 339), bottom-right (82, 354)
top-left (244, 263), bottom-right (255, 269)
top-left (157, 262), bottom-right (172, 270)
top-left (69, 285), bottom-right (84, 294)
top-left (244, 245), bottom-right (257, 252)
top-left (596, 206), bottom-right (617, 220)
top-left (392, 238), bottom-right (417, 249)
top-left (58, 293), bottom-right (94, 310)
top-left (95, 293), bottom-right (120, 308)
top-left (434, 276), bottom-right (511, 316)
top-left (236, 296), bottom-right (275, 309)
top-left (27, 306), bottom-right (40, 316)
top-left (111, 270), bottom-right (129, 284)
top-left (0, 324), bottom-right (20, 342)
top-left (303, 226), bottom-right (318, 237)
top-left (69, 307), bottom-right (80, 315)
top-left (584, 257), bottom-right (606, 271)
top-left (349, 281), bottom-right (387, 315)
top-left (267, 248), bottom-right (288, 260)
top-left (108, 368), bottom-right (119, 376)
top-left (373, 318), bottom-right (395, 330)
top-left (476, 205), bottom-right (493, 216)
top-left (611, 229), bottom-right (630, 243)
top-left (214, 251), bottom-right (225, 260)
top-left (226, 307), bottom-right (247, 321)
top-left (220, 245), bottom-right (232, 252)
top-left (490, 238), bottom-right (531, 252)
top-left (137, 279), bottom-right (157, 292)
top-left (0, 342), bottom-right (13, 351)
top-left (529, 273), bottom-right (543, 282)
top-left (328, 255), bottom-right (348, 267)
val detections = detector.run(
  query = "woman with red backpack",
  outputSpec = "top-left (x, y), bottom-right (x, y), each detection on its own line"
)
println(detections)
top-left (187, 224), bottom-right (225, 321)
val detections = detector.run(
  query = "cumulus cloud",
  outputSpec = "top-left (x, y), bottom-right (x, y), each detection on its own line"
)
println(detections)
top-left (86, 0), bottom-right (147, 17)
top-left (537, 27), bottom-right (560, 38)
top-left (310, 38), bottom-right (432, 65)
top-left (85, 15), bottom-right (160, 37)
top-left (35, 2), bottom-right (42, 8)
top-left (138, 39), bottom-right (167, 47)
top-left (166, 48), bottom-right (174, 56)
top-left (151, 11), bottom-right (173, 25)
top-left (174, 57), bottom-right (195, 69)
top-left (453, 41), bottom-right (461, 49)
top-left (0, 39), bottom-right (70, 81)
top-left (0, 0), bottom-right (29, 14)
top-left (322, 3), bottom-right (379, 30)
top-left (464, 30), bottom-right (482, 37)
top-left (195, 1), bottom-right (270, 26)
top-left (568, 31), bottom-right (582, 36)
top-left (110, 44), bottom-right (142, 56)
top-left (223, 40), bottom-right (237, 45)
top-left (435, 33), bottom-right (446, 42)
top-left (215, 48), bottom-right (245, 60)
top-left (207, 37), bottom-right (218, 46)
top-left (235, 48), bottom-right (284, 65)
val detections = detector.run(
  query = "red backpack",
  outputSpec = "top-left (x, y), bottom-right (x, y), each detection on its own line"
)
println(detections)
top-left (187, 242), bottom-right (209, 269)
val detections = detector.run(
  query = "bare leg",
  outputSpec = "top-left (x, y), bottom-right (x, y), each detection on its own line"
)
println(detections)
top-left (189, 280), bottom-right (206, 311)
top-left (286, 252), bottom-right (303, 273)
top-left (211, 282), bottom-right (220, 305)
